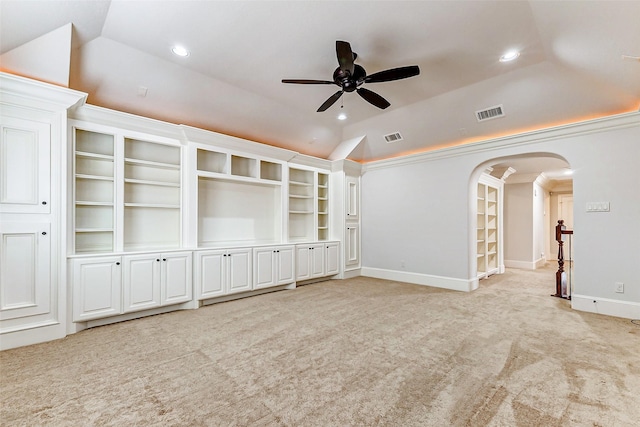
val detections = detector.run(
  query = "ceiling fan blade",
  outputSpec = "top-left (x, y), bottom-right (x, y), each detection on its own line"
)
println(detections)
top-left (317, 90), bottom-right (344, 112)
top-left (364, 65), bottom-right (420, 83)
top-left (282, 79), bottom-right (335, 85)
top-left (336, 41), bottom-right (355, 75)
top-left (356, 87), bottom-right (390, 110)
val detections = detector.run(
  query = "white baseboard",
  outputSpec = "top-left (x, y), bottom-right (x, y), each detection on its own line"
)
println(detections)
top-left (504, 258), bottom-right (546, 270)
top-left (0, 322), bottom-right (66, 351)
top-left (360, 267), bottom-right (476, 292)
top-left (572, 294), bottom-right (640, 320)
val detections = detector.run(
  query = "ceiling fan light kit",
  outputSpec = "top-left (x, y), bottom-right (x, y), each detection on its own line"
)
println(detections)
top-left (282, 40), bottom-right (420, 112)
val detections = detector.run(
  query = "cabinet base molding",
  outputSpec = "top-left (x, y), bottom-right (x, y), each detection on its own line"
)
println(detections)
top-left (0, 321), bottom-right (65, 351)
top-left (200, 283), bottom-right (296, 306)
top-left (295, 274), bottom-right (339, 287)
top-left (342, 268), bottom-right (361, 279)
top-left (361, 267), bottom-right (476, 292)
top-left (571, 294), bottom-right (640, 320)
top-left (84, 300), bottom-right (197, 329)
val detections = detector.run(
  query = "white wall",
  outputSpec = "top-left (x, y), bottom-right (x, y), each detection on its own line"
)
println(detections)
top-left (504, 183), bottom-right (533, 266)
top-left (361, 113), bottom-right (640, 318)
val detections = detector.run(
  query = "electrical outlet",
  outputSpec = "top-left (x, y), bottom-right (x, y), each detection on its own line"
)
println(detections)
top-left (615, 282), bottom-right (624, 293)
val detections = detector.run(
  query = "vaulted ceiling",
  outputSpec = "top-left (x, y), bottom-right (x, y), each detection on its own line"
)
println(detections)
top-left (1, 1), bottom-right (639, 163)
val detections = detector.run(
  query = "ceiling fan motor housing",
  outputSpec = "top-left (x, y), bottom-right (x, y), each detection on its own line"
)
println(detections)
top-left (333, 64), bottom-right (366, 92)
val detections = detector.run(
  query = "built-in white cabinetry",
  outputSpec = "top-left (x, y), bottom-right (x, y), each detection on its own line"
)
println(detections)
top-left (288, 166), bottom-right (330, 242)
top-left (195, 248), bottom-right (253, 299)
top-left (0, 117), bottom-right (51, 214)
top-left (295, 242), bottom-right (340, 282)
top-left (253, 245), bottom-right (295, 289)
top-left (1, 74), bottom-right (86, 350)
top-left (477, 174), bottom-right (502, 279)
top-left (195, 147), bottom-right (283, 247)
top-left (71, 122), bottom-right (183, 254)
top-left (73, 251), bottom-right (192, 321)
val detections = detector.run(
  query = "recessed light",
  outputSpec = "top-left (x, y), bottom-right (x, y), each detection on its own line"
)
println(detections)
top-left (499, 50), bottom-right (520, 62)
top-left (564, 169), bottom-right (574, 176)
top-left (171, 45), bottom-right (190, 57)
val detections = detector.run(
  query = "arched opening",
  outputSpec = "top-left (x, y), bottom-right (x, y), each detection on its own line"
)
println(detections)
top-left (469, 153), bottom-right (573, 293)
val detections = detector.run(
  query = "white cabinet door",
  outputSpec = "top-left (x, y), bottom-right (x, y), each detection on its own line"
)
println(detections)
top-left (0, 222), bottom-right (51, 321)
top-left (295, 245), bottom-right (311, 281)
top-left (0, 117), bottom-right (50, 214)
top-left (123, 254), bottom-right (161, 313)
top-left (195, 250), bottom-right (225, 299)
top-left (73, 256), bottom-right (122, 321)
top-left (345, 175), bottom-right (359, 221)
top-left (345, 224), bottom-right (360, 268)
top-left (161, 252), bottom-right (192, 305)
top-left (310, 244), bottom-right (325, 278)
top-left (227, 249), bottom-right (252, 294)
top-left (195, 248), bottom-right (251, 299)
top-left (325, 242), bottom-right (340, 276)
top-left (254, 245), bottom-right (295, 289)
top-left (254, 247), bottom-right (276, 289)
top-left (276, 245), bottom-right (295, 285)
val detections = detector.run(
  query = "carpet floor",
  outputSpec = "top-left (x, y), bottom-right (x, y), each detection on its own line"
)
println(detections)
top-left (1, 265), bottom-right (639, 426)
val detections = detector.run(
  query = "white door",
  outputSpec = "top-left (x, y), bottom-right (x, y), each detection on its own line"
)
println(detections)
top-left (0, 117), bottom-right (50, 214)
top-left (276, 246), bottom-right (295, 285)
top-left (227, 249), bottom-right (252, 294)
top-left (325, 242), bottom-right (340, 276)
top-left (123, 254), bottom-right (161, 313)
top-left (195, 250), bottom-right (225, 299)
top-left (73, 256), bottom-right (122, 321)
top-left (161, 252), bottom-right (192, 305)
top-left (0, 222), bottom-right (51, 321)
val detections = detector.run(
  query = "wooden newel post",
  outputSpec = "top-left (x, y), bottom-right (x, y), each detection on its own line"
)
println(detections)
top-left (553, 220), bottom-right (574, 299)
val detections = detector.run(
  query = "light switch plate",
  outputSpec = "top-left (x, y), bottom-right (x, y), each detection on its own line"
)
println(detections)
top-left (586, 202), bottom-right (610, 212)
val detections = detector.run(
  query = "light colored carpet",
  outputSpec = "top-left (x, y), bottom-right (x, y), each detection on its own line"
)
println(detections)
top-left (1, 265), bottom-right (639, 426)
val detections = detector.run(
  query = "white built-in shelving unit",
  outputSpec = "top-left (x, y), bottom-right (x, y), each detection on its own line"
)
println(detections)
top-left (477, 175), bottom-right (501, 278)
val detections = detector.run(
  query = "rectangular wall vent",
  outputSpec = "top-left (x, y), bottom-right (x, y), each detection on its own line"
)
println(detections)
top-left (384, 132), bottom-right (403, 143)
top-left (476, 104), bottom-right (505, 122)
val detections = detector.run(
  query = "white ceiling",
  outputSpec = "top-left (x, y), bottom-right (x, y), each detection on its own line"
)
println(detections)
top-left (1, 1), bottom-right (639, 168)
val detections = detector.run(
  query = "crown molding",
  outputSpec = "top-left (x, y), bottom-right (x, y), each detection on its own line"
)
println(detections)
top-left (0, 72), bottom-right (86, 111)
top-left (362, 111), bottom-right (640, 172)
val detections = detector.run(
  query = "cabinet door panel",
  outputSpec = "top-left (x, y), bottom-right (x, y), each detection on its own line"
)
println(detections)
top-left (0, 118), bottom-right (50, 213)
top-left (73, 257), bottom-right (121, 321)
top-left (325, 242), bottom-right (340, 276)
top-left (345, 224), bottom-right (360, 268)
top-left (123, 254), bottom-right (160, 313)
top-left (276, 246), bottom-right (295, 285)
top-left (345, 176), bottom-right (359, 220)
top-left (310, 244), bottom-right (325, 278)
top-left (295, 246), bottom-right (311, 281)
top-left (228, 250), bottom-right (252, 294)
top-left (162, 252), bottom-right (192, 305)
top-left (196, 251), bottom-right (225, 299)
top-left (254, 248), bottom-right (276, 289)
top-left (0, 222), bottom-right (50, 320)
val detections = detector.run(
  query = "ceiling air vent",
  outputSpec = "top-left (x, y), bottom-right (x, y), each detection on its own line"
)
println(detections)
top-left (476, 104), bottom-right (505, 122)
top-left (384, 132), bottom-right (403, 143)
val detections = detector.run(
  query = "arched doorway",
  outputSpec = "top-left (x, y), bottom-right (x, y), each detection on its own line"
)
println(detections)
top-left (469, 153), bottom-right (573, 291)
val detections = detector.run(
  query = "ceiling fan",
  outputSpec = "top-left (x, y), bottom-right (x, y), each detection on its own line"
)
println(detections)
top-left (282, 41), bottom-right (420, 112)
